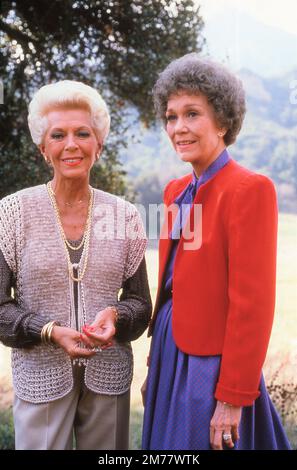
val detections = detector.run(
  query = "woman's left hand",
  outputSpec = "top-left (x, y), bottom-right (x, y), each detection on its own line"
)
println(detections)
top-left (210, 400), bottom-right (242, 450)
top-left (81, 307), bottom-right (117, 350)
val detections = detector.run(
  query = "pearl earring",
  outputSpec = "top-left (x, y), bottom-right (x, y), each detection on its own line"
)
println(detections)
top-left (218, 132), bottom-right (224, 137)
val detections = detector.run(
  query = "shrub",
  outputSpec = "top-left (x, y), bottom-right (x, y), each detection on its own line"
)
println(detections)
top-left (0, 408), bottom-right (14, 450)
top-left (266, 360), bottom-right (297, 449)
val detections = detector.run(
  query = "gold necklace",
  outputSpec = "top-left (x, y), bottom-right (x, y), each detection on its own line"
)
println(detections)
top-left (47, 183), bottom-right (91, 251)
top-left (47, 182), bottom-right (94, 282)
top-left (65, 200), bottom-right (86, 207)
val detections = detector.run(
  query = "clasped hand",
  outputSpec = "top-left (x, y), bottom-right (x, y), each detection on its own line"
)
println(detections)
top-left (51, 307), bottom-right (117, 359)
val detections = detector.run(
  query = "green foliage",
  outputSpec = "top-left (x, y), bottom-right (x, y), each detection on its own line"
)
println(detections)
top-left (0, 408), bottom-right (14, 450)
top-left (130, 407), bottom-right (144, 450)
top-left (121, 69), bottom-right (297, 213)
top-left (0, 0), bottom-right (204, 198)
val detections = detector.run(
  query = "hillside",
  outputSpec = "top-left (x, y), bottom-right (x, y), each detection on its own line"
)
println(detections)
top-left (120, 68), bottom-right (297, 213)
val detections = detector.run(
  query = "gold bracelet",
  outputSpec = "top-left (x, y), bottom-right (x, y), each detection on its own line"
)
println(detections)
top-left (47, 321), bottom-right (56, 343)
top-left (41, 321), bottom-right (59, 344)
top-left (106, 306), bottom-right (118, 323)
top-left (41, 322), bottom-right (49, 344)
top-left (41, 321), bottom-right (52, 344)
top-left (222, 401), bottom-right (234, 407)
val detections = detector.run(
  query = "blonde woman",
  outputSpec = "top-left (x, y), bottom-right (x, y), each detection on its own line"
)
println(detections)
top-left (0, 80), bottom-right (152, 450)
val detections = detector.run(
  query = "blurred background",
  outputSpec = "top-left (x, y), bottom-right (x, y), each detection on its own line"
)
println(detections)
top-left (0, 0), bottom-right (296, 449)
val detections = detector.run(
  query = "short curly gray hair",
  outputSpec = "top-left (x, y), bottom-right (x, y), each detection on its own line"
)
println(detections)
top-left (153, 53), bottom-right (246, 146)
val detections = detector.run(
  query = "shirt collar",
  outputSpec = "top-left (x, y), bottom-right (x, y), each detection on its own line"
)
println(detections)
top-left (174, 149), bottom-right (230, 206)
top-left (191, 148), bottom-right (230, 186)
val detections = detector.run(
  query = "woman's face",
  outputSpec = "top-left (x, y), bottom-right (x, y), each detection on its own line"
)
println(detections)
top-left (165, 92), bottom-right (226, 176)
top-left (39, 107), bottom-right (102, 180)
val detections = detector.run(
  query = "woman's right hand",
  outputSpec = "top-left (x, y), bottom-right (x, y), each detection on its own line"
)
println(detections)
top-left (141, 376), bottom-right (148, 407)
top-left (51, 325), bottom-right (97, 359)
top-left (210, 400), bottom-right (242, 450)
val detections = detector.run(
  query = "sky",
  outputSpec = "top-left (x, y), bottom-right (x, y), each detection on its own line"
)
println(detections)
top-left (194, 0), bottom-right (297, 76)
top-left (196, 0), bottom-right (297, 36)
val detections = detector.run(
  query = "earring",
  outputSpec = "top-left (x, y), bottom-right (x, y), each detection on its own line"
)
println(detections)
top-left (218, 132), bottom-right (224, 138)
top-left (45, 157), bottom-right (52, 165)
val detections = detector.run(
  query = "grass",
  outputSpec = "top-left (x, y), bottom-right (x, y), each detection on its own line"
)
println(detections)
top-left (0, 213), bottom-right (296, 449)
top-left (130, 407), bottom-right (144, 450)
top-left (131, 213), bottom-right (297, 449)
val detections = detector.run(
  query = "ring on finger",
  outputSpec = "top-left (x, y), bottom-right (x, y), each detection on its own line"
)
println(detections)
top-left (222, 433), bottom-right (232, 441)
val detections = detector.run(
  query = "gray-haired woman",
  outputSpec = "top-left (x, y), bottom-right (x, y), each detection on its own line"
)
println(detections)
top-left (142, 53), bottom-right (291, 450)
top-left (0, 80), bottom-right (152, 450)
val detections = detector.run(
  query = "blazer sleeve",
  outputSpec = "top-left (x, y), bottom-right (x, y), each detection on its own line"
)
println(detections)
top-left (215, 174), bottom-right (278, 406)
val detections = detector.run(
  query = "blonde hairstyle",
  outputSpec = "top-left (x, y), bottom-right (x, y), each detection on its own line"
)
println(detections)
top-left (28, 80), bottom-right (110, 145)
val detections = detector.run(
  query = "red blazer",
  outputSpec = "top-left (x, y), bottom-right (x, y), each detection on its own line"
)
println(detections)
top-left (149, 159), bottom-right (278, 406)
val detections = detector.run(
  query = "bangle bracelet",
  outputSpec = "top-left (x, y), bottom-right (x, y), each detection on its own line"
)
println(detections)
top-left (106, 306), bottom-right (118, 323)
top-left (41, 321), bottom-right (59, 345)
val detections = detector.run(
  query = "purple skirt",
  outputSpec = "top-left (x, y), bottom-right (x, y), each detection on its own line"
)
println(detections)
top-left (142, 299), bottom-right (291, 450)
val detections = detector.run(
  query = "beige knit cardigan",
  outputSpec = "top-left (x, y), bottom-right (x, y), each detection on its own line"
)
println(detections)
top-left (0, 184), bottom-right (147, 403)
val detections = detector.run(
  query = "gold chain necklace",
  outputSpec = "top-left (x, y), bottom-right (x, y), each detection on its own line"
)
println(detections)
top-left (46, 182), bottom-right (94, 282)
top-left (47, 183), bottom-right (91, 251)
top-left (47, 181), bottom-right (92, 251)
top-left (65, 199), bottom-right (87, 208)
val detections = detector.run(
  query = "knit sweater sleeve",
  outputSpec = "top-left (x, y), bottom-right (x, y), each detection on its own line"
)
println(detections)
top-left (123, 203), bottom-right (148, 281)
top-left (0, 249), bottom-right (50, 348)
top-left (115, 257), bottom-right (152, 342)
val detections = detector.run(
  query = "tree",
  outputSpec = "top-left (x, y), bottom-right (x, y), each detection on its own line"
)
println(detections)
top-left (0, 0), bottom-right (205, 198)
